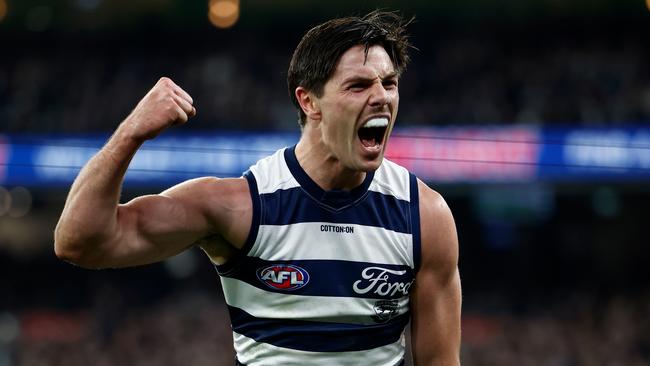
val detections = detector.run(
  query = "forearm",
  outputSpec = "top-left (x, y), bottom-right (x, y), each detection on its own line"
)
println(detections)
top-left (54, 123), bottom-right (142, 262)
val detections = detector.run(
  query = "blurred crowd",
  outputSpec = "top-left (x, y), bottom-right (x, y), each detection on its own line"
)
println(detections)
top-left (10, 291), bottom-right (235, 366)
top-left (461, 292), bottom-right (650, 366)
top-left (2, 16), bottom-right (650, 366)
top-left (1, 22), bottom-right (649, 134)
top-left (7, 287), bottom-right (650, 365)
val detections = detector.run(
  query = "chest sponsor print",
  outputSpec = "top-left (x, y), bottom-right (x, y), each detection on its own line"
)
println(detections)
top-left (353, 266), bottom-right (414, 297)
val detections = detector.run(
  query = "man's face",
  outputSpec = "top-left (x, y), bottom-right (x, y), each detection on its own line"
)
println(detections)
top-left (315, 44), bottom-right (399, 172)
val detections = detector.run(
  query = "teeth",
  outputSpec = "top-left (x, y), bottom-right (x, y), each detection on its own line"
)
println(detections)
top-left (362, 118), bottom-right (388, 128)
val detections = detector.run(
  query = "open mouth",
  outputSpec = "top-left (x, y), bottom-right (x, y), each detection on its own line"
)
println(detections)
top-left (358, 117), bottom-right (388, 148)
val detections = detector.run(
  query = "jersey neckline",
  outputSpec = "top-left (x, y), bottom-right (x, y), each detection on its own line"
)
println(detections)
top-left (283, 145), bottom-right (375, 210)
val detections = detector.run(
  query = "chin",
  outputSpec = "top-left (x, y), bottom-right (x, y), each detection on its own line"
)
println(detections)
top-left (356, 156), bottom-right (384, 172)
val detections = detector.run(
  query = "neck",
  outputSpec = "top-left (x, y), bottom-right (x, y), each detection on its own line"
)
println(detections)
top-left (295, 128), bottom-right (366, 192)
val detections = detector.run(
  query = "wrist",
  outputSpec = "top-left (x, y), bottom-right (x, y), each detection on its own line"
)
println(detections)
top-left (102, 123), bottom-right (145, 163)
top-left (114, 117), bottom-right (148, 146)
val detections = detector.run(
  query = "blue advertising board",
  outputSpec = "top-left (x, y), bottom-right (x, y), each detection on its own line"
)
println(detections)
top-left (1, 127), bottom-right (648, 187)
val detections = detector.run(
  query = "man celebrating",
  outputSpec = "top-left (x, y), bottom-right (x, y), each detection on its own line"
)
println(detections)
top-left (55, 11), bottom-right (461, 365)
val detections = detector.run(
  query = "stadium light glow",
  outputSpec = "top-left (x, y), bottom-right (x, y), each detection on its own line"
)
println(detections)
top-left (0, 0), bottom-right (8, 23)
top-left (208, 0), bottom-right (239, 29)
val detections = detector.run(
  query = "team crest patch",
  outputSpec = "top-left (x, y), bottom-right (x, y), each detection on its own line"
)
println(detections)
top-left (256, 264), bottom-right (310, 291)
top-left (371, 299), bottom-right (399, 323)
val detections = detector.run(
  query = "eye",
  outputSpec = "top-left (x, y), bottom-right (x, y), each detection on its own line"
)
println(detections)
top-left (382, 79), bottom-right (398, 89)
top-left (348, 83), bottom-right (368, 92)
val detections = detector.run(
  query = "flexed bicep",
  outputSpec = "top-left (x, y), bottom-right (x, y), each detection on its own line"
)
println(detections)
top-left (109, 192), bottom-right (210, 268)
top-left (107, 176), bottom-right (251, 268)
top-left (57, 176), bottom-right (250, 269)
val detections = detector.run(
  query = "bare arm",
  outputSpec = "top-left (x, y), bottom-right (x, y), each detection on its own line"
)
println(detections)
top-left (410, 180), bottom-right (462, 365)
top-left (54, 77), bottom-right (236, 269)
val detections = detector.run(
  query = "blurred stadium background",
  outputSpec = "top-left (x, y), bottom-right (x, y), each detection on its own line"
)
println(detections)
top-left (1, 0), bottom-right (649, 364)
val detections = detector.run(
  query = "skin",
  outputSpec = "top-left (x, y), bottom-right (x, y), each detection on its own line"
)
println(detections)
top-left (410, 182), bottom-right (462, 365)
top-left (55, 45), bottom-right (461, 365)
top-left (54, 77), bottom-right (250, 268)
top-left (295, 45), bottom-right (399, 190)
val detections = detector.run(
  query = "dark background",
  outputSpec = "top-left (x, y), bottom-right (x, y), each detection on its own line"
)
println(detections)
top-left (1, 0), bottom-right (649, 364)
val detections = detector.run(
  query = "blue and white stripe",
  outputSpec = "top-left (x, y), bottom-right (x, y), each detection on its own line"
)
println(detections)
top-left (217, 146), bottom-right (420, 365)
top-left (233, 332), bottom-right (406, 366)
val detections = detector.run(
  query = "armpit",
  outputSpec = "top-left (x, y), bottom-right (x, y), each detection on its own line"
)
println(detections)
top-left (196, 234), bottom-right (238, 265)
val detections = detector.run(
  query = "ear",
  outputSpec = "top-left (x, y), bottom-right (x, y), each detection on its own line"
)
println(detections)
top-left (295, 87), bottom-right (321, 122)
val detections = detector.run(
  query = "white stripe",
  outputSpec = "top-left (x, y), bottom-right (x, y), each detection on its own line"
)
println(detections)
top-left (233, 331), bottom-right (405, 366)
top-left (370, 159), bottom-right (411, 202)
top-left (249, 223), bottom-right (414, 268)
top-left (249, 148), bottom-right (300, 194)
top-left (221, 277), bottom-right (409, 325)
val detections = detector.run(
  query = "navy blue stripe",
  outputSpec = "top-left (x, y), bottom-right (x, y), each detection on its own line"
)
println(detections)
top-left (409, 174), bottom-right (422, 273)
top-left (229, 306), bottom-right (410, 352)
top-left (216, 171), bottom-right (260, 276)
top-left (284, 145), bottom-right (375, 210)
top-left (261, 188), bottom-right (411, 233)
top-left (220, 257), bottom-right (415, 300)
top-left (236, 357), bottom-right (403, 366)
top-left (236, 358), bottom-right (403, 366)
top-left (243, 171), bottom-right (261, 252)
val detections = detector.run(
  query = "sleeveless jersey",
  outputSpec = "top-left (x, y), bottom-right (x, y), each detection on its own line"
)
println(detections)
top-left (216, 146), bottom-right (421, 366)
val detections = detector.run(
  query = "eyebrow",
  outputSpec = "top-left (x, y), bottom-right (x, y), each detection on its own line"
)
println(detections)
top-left (381, 72), bottom-right (399, 81)
top-left (342, 72), bottom-right (399, 85)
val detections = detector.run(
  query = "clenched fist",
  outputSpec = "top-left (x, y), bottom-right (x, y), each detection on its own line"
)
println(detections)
top-left (123, 77), bottom-right (196, 142)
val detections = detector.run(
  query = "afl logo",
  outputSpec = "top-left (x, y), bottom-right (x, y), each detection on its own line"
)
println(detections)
top-left (256, 264), bottom-right (310, 291)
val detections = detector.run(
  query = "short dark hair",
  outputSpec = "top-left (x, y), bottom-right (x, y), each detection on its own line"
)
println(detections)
top-left (287, 10), bottom-right (413, 127)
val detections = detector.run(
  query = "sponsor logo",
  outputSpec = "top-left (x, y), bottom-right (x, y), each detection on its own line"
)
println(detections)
top-left (257, 264), bottom-right (310, 291)
top-left (320, 224), bottom-right (354, 234)
top-left (372, 299), bottom-right (399, 323)
top-left (353, 266), bottom-right (414, 297)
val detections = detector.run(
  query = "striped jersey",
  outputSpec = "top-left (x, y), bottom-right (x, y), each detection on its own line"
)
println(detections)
top-left (216, 146), bottom-right (421, 366)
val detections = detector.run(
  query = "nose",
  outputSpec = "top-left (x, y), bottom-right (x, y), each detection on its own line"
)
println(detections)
top-left (368, 82), bottom-right (390, 107)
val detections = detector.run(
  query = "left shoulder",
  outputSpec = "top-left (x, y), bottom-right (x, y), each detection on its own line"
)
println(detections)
top-left (417, 179), bottom-right (452, 221)
top-left (416, 179), bottom-right (458, 272)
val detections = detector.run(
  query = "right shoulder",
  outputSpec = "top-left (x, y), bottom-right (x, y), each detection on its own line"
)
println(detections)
top-left (247, 147), bottom-right (297, 195)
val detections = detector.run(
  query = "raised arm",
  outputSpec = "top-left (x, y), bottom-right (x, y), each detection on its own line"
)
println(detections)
top-left (410, 180), bottom-right (462, 365)
top-left (54, 77), bottom-right (249, 269)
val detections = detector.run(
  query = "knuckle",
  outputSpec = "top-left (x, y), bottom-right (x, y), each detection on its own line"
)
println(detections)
top-left (167, 105), bottom-right (178, 117)
top-left (157, 95), bottom-right (173, 110)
